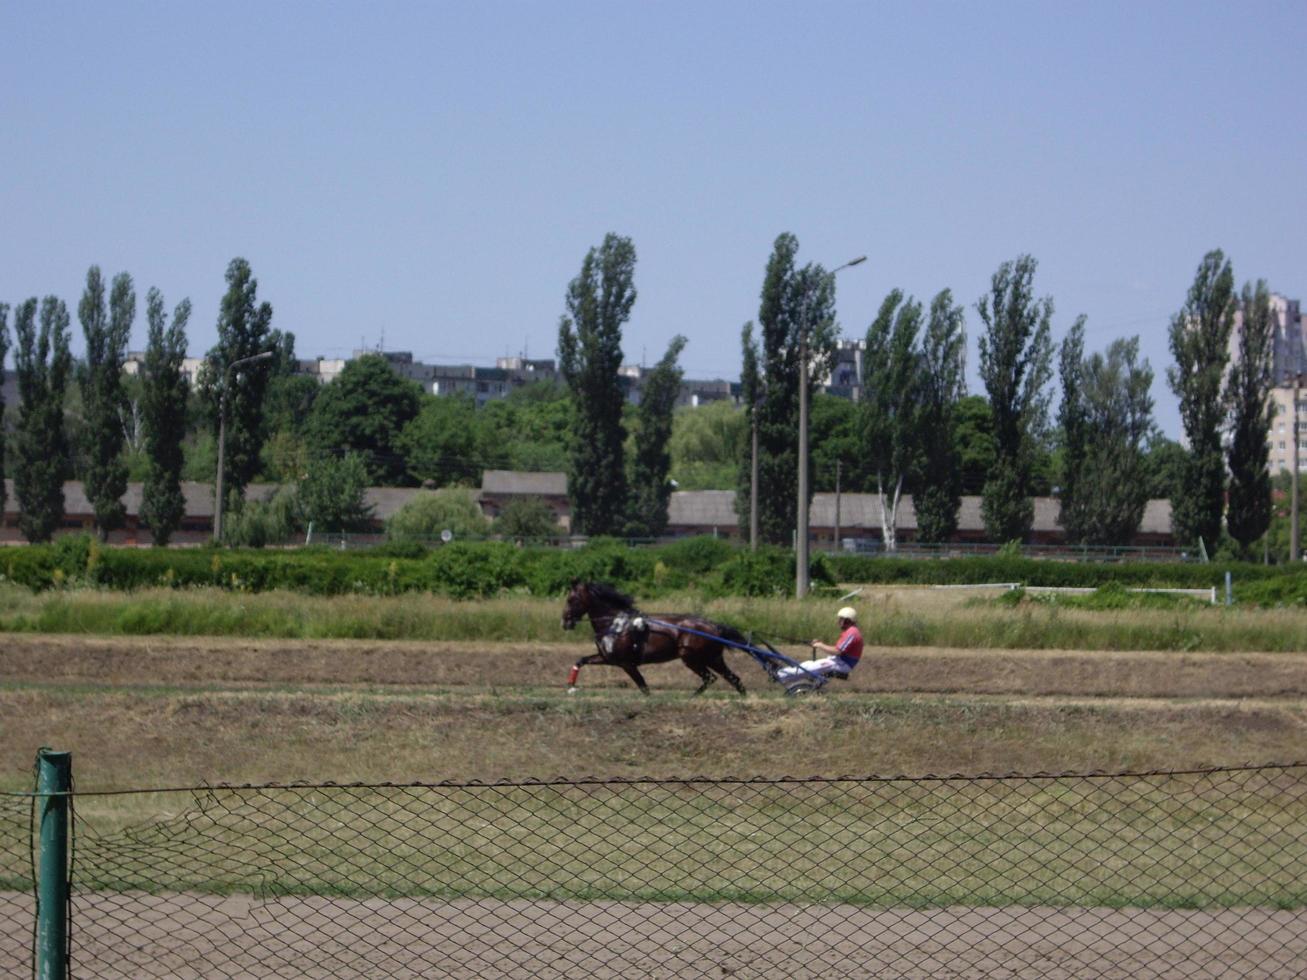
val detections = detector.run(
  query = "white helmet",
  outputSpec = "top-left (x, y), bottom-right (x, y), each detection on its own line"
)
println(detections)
top-left (837, 607), bottom-right (857, 622)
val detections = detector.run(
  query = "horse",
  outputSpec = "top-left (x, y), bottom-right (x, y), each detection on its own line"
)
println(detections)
top-left (560, 579), bottom-right (748, 696)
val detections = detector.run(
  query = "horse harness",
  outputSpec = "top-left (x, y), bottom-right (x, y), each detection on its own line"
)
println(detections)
top-left (595, 610), bottom-right (657, 659)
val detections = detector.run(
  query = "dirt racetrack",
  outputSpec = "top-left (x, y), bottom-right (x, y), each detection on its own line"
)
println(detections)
top-left (4, 890), bottom-right (1305, 979)
top-left (6, 632), bottom-right (1307, 699)
top-left (5, 633), bottom-right (1307, 787)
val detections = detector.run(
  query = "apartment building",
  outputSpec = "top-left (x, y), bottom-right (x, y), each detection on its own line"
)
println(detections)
top-left (1271, 384), bottom-right (1307, 474)
top-left (1254, 294), bottom-right (1307, 474)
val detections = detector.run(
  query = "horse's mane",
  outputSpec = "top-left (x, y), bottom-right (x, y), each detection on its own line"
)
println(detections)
top-left (585, 581), bottom-right (638, 611)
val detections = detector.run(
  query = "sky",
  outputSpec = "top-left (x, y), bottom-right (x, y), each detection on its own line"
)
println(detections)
top-left (2, 1), bottom-right (1303, 439)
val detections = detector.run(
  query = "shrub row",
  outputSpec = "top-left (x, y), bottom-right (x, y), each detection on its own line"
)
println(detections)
top-left (1, 535), bottom-right (1301, 601)
top-left (0, 535), bottom-right (829, 600)
top-left (826, 553), bottom-right (1307, 592)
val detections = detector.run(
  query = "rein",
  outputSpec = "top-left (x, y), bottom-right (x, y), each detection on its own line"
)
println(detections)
top-left (643, 618), bottom-right (812, 670)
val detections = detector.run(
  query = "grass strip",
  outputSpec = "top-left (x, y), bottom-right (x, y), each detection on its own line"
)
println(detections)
top-left (0, 585), bottom-right (1303, 651)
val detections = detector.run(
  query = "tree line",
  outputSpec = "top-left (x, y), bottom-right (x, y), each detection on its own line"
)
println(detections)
top-left (0, 242), bottom-right (1285, 555)
top-left (1, 259), bottom-right (283, 544)
top-left (735, 238), bottom-right (1282, 557)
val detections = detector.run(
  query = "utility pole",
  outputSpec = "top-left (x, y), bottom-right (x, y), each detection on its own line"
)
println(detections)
top-left (797, 255), bottom-right (866, 598)
top-left (833, 459), bottom-right (842, 553)
top-left (212, 350), bottom-right (276, 544)
top-left (797, 328), bottom-right (811, 594)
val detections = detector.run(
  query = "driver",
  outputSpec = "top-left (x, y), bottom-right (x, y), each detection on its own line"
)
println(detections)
top-left (775, 606), bottom-right (863, 683)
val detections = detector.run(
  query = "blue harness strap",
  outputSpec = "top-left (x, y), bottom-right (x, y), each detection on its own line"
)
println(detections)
top-left (643, 617), bottom-right (824, 685)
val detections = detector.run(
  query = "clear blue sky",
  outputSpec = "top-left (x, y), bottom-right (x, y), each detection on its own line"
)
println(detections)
top-left (3, 1), bottom-right (1303, 438)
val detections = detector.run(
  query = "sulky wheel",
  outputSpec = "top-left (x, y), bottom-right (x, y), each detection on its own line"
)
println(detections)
top-left (783, 679), bottom-right (821, 696)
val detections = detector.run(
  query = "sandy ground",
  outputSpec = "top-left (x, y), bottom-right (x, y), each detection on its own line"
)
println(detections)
top-left (4, 891), bottom-right (1306, 978)
top-left (6, 632), bottom-right (1307, 698)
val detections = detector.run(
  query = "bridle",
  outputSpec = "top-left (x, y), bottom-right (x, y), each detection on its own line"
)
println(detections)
top-left (563, 585), bottom-right (634, 648)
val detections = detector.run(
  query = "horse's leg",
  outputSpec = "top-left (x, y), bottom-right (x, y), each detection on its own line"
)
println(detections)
top-left (679, 641), bottom-right (719, 696)
top-left (691, 665), bottom-right (717, 695)
top-left (568, 652), bottom-right (609, 691)
top-left (619, 663), bottom-right (651, 696)
top-left (707, 648), bottom-right (747, 696)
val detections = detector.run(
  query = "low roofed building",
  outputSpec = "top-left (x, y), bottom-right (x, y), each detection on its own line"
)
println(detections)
top-left (477, 470), bottom-right (570, 531)
top-left (0, 473), bottom-right (1176, 550)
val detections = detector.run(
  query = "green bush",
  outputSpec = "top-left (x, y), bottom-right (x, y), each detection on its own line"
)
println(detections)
top-left (387, 488), bottom-right (490, 542)
top-left (716, 548), bottom-right (835, 598)
top-left (368, 539), bottom-right (430, 560)
top-left (51, 534), bottom-right (96, 582)
top-left (657, 536), bottom-right (736, 575)
top-left (826, 553), bottom-right (1307, 590)
top-left (493, 497), bottom-right (560, 540)
top-left (1238, 575), bottom-right (1307, 607)
top-left (224, 487), bottom-right (301, 548)
top-left (2, 538), bottom-right (1305, 603)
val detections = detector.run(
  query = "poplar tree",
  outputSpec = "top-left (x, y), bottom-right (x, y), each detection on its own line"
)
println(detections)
top-left (626, 335), bottom-right (687, 537)
top-left (203, 258), bottom-right (275, 506)
top-left (1057, 317), bottom-right (1087, 534)
top-left (743, 233), bottom-right (837, 545)
top-left (1167, 250), bottom-right (1235, 554)
top-left (734, 322), bottom-right (762, 535)
top-left (914, 289), bottom-right (967, 543)
top-left (861, 290), bottom-right (922, 552)
top-left (140, 288), bottom-right (192, 546)
top-left (14, 297), bottom-right (73, 542)
top-left (1225, 280), bottom-right (1275, 554)
top-left (78, 267), bottom-right (135, 540)
top-left (557, 233), bottom-right (636, 536)
top-left (1058, 323), bottom-right (1156, 544)
top-left (976, 255), bottom-right (1053, 542)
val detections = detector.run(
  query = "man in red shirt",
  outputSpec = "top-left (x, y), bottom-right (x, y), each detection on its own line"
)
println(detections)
top-left (775, 606), bottom-right (864, 684)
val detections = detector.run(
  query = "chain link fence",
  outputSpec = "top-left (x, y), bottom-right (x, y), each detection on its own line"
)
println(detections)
top-left (1, 790), bottom-right (33, 977)
top-left (4, 764), bottom-right (1307, 977)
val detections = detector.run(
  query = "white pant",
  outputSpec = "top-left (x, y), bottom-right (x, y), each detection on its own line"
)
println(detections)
top-left (774, 656), bottom-right (850, 683)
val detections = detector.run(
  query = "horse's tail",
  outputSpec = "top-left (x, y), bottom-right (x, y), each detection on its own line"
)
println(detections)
top-left (714, 622), bottom-right (751, 649)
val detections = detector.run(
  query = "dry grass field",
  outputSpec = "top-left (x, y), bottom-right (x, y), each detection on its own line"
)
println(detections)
top-left (2, 584), bottom-right (1304, 867)
top-left (3, 625), bottom-right (1306, 799)
top-left (5, 589), bottom-right (1307, 976)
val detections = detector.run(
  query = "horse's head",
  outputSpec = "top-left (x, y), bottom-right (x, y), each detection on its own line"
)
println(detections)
top-left (561, 578), bottom-right (589, 631)
top-left (562, 579), bottom-right (636, 631)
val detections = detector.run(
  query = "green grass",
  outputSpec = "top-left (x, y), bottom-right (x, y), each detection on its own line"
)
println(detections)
top-left (995, 582), bottom-right (1213, 611)
top-left (1, 583), bottom-right (1304, 651)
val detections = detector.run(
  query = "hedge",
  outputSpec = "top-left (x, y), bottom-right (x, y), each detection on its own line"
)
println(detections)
top-left (824, 553), bottom-right (1307, 589)
top-left (0, 535), bottom-right (1301, 602)
top-left (0, 536), bottom-right (827, 600)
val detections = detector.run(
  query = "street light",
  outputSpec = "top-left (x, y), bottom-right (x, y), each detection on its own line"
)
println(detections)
top-left (797, 255), bottom-right (866, 598)
top-left (213, 350), bottom-right (276, 543)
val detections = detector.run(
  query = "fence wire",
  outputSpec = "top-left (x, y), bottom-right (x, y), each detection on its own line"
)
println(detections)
top-left (0, 790), bottom-right (33, 978)
top-left (4, 765), bottom-right (1307, 978)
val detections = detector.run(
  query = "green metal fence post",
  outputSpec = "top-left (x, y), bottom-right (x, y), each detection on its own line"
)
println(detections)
top-left (35, 748), bottom-right (71, 980)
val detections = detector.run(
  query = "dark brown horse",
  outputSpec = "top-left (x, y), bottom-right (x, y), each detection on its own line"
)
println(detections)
top-left (561, 579), bottom-right (748, 696)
